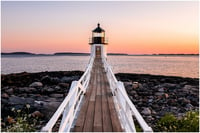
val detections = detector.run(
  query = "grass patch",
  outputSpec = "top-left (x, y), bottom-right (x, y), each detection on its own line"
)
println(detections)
top-left (156, 111), bottom-right (199, 132)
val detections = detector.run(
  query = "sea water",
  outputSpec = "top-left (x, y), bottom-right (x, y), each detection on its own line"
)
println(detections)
top-left (1, 55), bottom-right (198, 78)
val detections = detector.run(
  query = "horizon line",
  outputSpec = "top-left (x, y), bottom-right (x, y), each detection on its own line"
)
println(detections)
top-left (1, 51), bottom-right (199, 55)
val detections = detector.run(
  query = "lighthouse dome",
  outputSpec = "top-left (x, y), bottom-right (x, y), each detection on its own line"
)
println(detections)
top-left (92, 23), bottom-right (105, 33)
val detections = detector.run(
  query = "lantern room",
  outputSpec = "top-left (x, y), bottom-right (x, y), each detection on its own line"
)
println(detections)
top-left (89, 23), bottom-right (108, 45)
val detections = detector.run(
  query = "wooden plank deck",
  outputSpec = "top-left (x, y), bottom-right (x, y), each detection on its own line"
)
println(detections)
top-left (73, 57), bottom-right (123, 132)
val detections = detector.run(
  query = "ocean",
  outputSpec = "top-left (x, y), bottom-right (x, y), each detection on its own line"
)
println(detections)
top-left (1, 55), bottom-right (199, 78)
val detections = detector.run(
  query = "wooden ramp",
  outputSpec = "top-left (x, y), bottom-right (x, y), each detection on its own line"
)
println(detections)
top-left (73, 57), bottom-right (123, 132)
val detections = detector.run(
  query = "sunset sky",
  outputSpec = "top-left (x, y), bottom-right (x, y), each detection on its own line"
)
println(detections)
top-left (1, 1), bottom-right (199, 54)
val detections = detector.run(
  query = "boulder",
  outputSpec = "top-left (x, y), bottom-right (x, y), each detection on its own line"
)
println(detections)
top-left (141, 107), bottom-right (151, 115)
top-left (5, 88), bottom-right (14, 95)
top-left (29, 82), bottom-right (43, 88)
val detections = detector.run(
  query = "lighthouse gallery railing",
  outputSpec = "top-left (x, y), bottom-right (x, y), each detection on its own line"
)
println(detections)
top-left (41, 56), bottom-right (95, 132)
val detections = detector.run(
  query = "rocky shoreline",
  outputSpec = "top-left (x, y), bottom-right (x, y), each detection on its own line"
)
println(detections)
top-left (116, 73), bottom-right (199, 130)
top-left (1, 71), bottom-right (199, 131)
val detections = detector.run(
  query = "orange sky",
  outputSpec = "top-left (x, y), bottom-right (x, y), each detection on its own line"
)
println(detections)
top-left (1, 1), bottom-right (199, 54)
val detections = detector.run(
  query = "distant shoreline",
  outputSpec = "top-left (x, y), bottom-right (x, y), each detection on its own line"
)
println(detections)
top-left (1, 52), bottom-right (199, 57)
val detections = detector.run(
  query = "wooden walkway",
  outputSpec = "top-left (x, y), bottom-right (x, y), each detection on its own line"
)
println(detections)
top-left (73, 57), bottom-right (123, 132)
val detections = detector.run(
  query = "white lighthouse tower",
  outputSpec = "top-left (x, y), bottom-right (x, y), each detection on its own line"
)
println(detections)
top-left (89, 23), bottom-right (108, 59)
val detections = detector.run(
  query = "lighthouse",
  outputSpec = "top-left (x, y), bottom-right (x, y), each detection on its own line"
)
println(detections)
top-left (89, 23), bottom-right (108, 59)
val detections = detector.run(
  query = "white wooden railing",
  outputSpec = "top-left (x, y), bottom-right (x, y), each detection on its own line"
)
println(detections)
top-left (102, 57), bottom-right (153, 132)
top-left (41, 56), bottom-right (95, 132)
top-left (41, 55), bottom-right (152, 132)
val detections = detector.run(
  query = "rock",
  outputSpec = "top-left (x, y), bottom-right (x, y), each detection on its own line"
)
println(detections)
top-left (58, 83), bottom-right (70, 88)
top-left (2, 93), bottom-right (9, 98)
top-left (183, 85), bottom-right (193, 90)
top-left (151, 110), bottom-right (157, 115)
top-left (132, 82), bottom-right (139, 89)
top-left (146, 115), bottom-right (154, 121)
top-left (170, 106), bottom-right (177, 110)
top-left (138, 83), bottom-right (143, 89)
top-left (31, 111), bottom-right (44, 118)
top-left (162, 83), bottom-right (177, 89)
top-left (178, 98), bottom-right (190, 105)
top-left (164, 93), bottom-right (169, 98)
top-left (61, 76), bottom-right (79, 83)
top-left (141, 107), bottom-right (151, 115)
top-left (5, 88), bottom-right (14, 95)
top-left (29, 82), bottom-right (43, 88)
top-left (155, 92), bottom-right (164, 96)
top-left (41, 75), bottom-right (51, 83)
top-left (185, 103), bottom-right (193, 110)
top-left (7, 116), bottom-right (16, 124)
top-left (148, 99), bottom-right (153, 103)
top-left (29, 87), bottom-right (37, 92)
top-left (8, 96), bottom-right (35, 105)
top-left (54, 86), bottom-right (61, 91)
top-left (41, 75), bottom-right (60, 85)
top-left (18, 93), bottom-right (28, 97)
top-left (18, 87), bottom-right (37, 93)
top-left (46, 88), bottom-right (55, 93)
top-left (50, 77), bottom-right (60, 84)
top-left (40, 101), bottom-right (62, 118)
top-left (1, 98), bottom-right (8, 105)
top-left (49, 94), bottom-right (63, 98)
top-left (130, 90), bottom-right (137, 95)
top-left (158, 88), bottom-right (164, 92)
